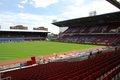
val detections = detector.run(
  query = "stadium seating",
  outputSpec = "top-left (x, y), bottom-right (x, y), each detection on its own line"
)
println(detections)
top-left (0, 38), bottom-right (24, 42)
top-left (59, 35), bottom-right (120, 46)
top-left (103, 66), bottom-right (120, 80)
top-left (59, 24), bottom-right (120, 46)
top-left (1, 48), bottom-right (120, 80)
top-left (0, 37), bottom-right (46, 43)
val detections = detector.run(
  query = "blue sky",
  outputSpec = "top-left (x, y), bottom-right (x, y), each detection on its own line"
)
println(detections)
top-left (0, 0), bottom-right (119, 34)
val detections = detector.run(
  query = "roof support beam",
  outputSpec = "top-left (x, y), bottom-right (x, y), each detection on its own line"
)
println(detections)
top-left (106, 0), bottom-right (120, 9)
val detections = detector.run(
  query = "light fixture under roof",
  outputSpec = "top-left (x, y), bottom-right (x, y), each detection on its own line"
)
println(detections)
top-left (116, 0), bottom-right (120, 3)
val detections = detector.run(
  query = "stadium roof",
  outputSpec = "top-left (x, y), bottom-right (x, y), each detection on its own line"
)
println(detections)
top-left (52, 11), bottom-right (120, 27)
top-left (0, 29), bottom-right (49, 33)
top-left (107, 0), bottom-right (120, 9)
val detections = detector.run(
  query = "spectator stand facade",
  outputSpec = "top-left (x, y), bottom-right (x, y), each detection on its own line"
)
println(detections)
top-left (52, 11), bottom-right (120, 46)
top-left (0, 30), bottom-right (49, 43)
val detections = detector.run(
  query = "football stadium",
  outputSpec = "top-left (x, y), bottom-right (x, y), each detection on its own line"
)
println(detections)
top-left (0, 0), bottom-right (120, 80)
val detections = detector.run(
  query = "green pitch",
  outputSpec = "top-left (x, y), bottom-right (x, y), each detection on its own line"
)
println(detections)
top-left (0, 41), bottom-right (100, 62)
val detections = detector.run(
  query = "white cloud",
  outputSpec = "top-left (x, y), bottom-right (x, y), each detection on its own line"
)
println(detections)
top-left (20, 0), bottom-right (28, 4)
top-left (0, 22), bottom-right (15, 29)
top-left (19, 0), bottom-right (59, 8)
top-left (18, 0), bottom-right (28, 9)
top-left (18, 4), bottom-right (24, 8)
top-left (0, 12), bottom-right (59, 34)
top-left (61, 0), bottom-right (119, 19)
top-left (29, 0), bottom-right (59, 8)
top-left (1, 0), bottom-right (119, 34)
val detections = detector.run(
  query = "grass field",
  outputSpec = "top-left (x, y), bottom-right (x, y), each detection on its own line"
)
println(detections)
top-left (0, 41), bottom-right (100, 62)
